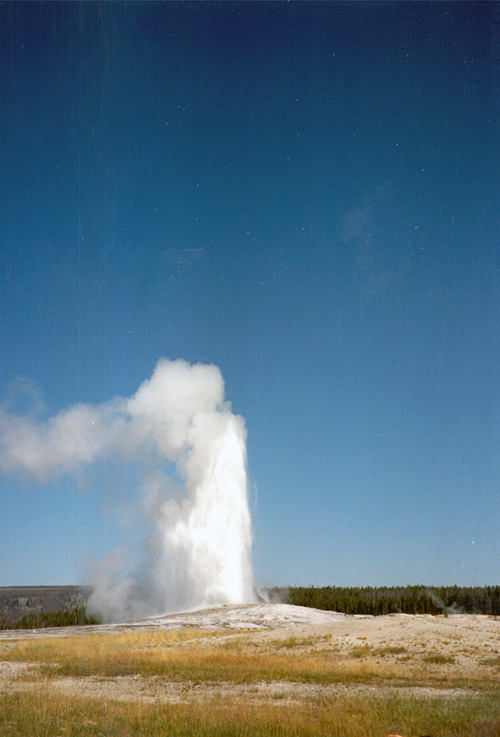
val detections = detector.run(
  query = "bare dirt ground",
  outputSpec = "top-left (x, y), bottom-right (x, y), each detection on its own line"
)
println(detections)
top-left (0, 604), bottom-right (499, 707)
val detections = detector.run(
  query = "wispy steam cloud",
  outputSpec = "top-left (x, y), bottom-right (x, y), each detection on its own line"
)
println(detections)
top-left (0, 359), bottom-right (254, 621)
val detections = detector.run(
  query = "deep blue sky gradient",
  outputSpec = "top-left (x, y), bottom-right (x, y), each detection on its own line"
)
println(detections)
top-left (1, 1), bottom-right (498, 587)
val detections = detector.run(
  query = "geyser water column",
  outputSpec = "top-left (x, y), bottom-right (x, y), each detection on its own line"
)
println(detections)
top-left (161, 410), bottom-right (254, 611)
top-left (121, 358), bottom-right (255, 616)
top-left (0, 358), bottom-right (255, 620)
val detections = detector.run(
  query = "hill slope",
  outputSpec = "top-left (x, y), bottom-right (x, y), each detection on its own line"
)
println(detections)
top-left (0, 586), bottom-right (91, 624)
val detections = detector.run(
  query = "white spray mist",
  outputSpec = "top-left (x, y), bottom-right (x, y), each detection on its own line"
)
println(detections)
top-left (0, 359), bottom-right (254, 621)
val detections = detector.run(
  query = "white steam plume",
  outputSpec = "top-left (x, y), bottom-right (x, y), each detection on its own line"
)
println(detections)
top-left (0, 359), bottom-right (254, 621)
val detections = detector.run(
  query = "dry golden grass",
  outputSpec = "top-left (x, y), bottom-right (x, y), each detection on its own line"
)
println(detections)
top-left (4, 629), bottom-right (411, 685)
top-left (1, 686), bottom-right (499, 737)
top-left (3, 625), bottom-right (499, 691)
top-left (1, 616), bottom-right (499, 736)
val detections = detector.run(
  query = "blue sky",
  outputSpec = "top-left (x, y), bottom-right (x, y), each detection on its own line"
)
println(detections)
top-left (0, 1), bottom-right (498, 589)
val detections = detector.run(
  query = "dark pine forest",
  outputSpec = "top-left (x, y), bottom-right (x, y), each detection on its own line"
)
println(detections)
top-left (266, 585), bottom-right (500, 616)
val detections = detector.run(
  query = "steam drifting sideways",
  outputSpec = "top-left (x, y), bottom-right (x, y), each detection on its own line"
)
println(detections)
top-left (0, 359), bottom-right (254, 621)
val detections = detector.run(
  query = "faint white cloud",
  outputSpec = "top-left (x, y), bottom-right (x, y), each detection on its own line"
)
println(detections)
top-left (370, 181), bottom-right (396, 204)
top-left (339, 181), bottom-right (402, 298)
top-left (358, 269), bottom-right (395, 301)
top-left (340, 204), bottom-right (374, 270)
top-left (341, 203), bottom-right (374, 242)
top-left (164, 248), bottom-right (204, 267)
top-left (341, 181), bottom-right (395, 248)
top-left (2, 377), bottom-right (47, 419)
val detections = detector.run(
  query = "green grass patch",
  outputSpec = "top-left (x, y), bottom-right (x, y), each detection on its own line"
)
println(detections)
top-left (374, 645), bottom-right (408, 656)
top-left (423, 653), bottom-right (456, 665)
top-left (268, 636), bottom-right (317, 649)
top-left (349, 645), bottom-right (372, 659)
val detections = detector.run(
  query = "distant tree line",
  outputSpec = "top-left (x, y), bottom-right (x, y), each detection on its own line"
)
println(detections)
top-left (266, 585), bottom-right (500, 616)
top-left (0, 606), bottom-right (100, 631)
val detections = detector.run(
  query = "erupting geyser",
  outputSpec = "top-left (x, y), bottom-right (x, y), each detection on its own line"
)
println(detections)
top-left (0, 359), bottom-right (254, 621)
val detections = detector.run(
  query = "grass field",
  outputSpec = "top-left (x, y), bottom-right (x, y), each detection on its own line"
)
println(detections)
top-left (1, 613), bottom-right (499, 736)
